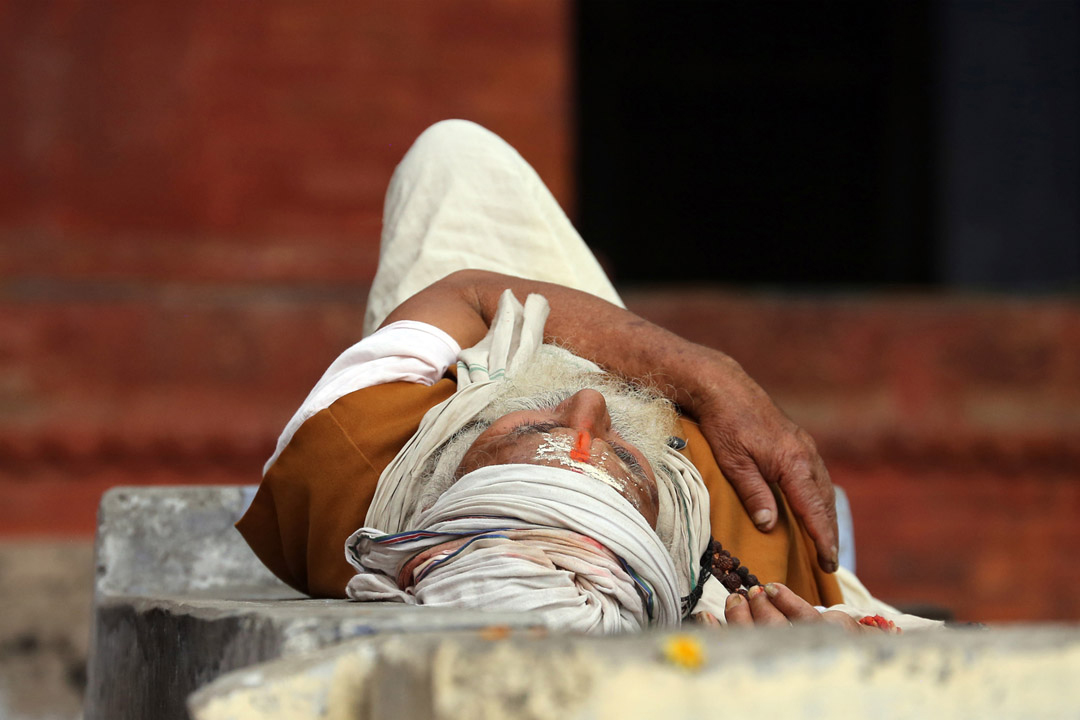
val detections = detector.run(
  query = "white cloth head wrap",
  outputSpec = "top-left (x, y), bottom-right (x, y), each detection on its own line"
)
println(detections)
top-left (346, 290), bottom-right (711, 631)
top-left (346, 464), bottom-right (682, 632)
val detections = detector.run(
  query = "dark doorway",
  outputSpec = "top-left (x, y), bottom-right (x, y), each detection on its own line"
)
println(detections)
top-left (575, 1), bottom-right (936, 287)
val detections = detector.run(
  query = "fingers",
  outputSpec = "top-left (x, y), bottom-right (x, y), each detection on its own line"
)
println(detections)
top-left (776, 442), bottom-right (840, 573)
top-left (723, 448), bottom-right (840, 573)
top-left (820, 610), bottom-right (865, 634)
top-left (761, 583), bottom-right (822, 622)
top-left (724, 592), bottom-right (754, 627)
top-left (724, 584), bottom-right (825, 627)
top-left (718, 456), bottom-right (780, 533)
top-left (700, 392), bottom-right (840, 570)
top-left (745, 585), bottom-right (790, 626)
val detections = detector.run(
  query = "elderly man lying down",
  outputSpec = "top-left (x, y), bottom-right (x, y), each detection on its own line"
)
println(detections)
top-left (237, 120), bottom-right (940, 634)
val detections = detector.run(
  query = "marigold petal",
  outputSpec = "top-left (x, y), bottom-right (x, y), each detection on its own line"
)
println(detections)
top-left (663, 634), bottom-right (705, 670)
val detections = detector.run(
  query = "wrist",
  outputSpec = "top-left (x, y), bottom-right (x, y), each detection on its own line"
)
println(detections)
top-left (676, 347), bottom-right (752, 418)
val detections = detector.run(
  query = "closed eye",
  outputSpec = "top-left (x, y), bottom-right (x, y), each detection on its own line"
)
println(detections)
top-left (507, 420), bottom-right (561, 438)
top-left (610, 443), bottom-right (650, 485)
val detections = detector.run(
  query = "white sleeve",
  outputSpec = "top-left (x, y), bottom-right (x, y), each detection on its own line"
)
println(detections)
top-left (264, 321), bottom-right (461, 474)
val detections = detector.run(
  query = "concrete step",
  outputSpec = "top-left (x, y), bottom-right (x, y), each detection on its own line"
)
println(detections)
top-left (189, 625), bottom-right (1080, 720)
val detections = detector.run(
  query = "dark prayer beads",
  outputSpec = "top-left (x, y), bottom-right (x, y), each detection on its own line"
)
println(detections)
top-left (706, 538), bottom-right (761, 594)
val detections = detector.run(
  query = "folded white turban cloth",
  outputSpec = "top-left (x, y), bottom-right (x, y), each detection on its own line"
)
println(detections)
top-left (345, 290), bottom-right (711, 632)
top-left (346, 463), bottom-right (683, 632)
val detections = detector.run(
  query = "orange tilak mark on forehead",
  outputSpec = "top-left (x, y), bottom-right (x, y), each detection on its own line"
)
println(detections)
top-left (569, 430), bottom-right (592, 462)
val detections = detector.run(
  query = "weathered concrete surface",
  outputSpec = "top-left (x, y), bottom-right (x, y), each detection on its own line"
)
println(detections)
top-left (190, 626), bottom-right (1080, 720)
top-left (91, 486), bottom-right (285, 598)
top-left (84, 487), bottom-right (543, 720)
top-left (0, 541), bottom-right (93, 720)
top-left (90, 594), bottom-right (544, 720)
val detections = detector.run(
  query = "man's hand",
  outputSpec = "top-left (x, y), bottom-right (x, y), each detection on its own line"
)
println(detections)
top-left (692, 351), bottom-right (839, 573)
top-left (723, 583), bottom-right (864, 632)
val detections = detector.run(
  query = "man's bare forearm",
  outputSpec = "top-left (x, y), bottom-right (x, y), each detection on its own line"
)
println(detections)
top-left (388, 268), bottom-right (742, 417)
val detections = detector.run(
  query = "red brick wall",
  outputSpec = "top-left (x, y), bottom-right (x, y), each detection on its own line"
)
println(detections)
top-left (1, 1), bottom-right (572, 526)
top-left (837, 464), bottom-right (1079, 622)
top-left (3, 2), bottom-right (1077, 624)
top-left (1, 1), bottom-right (573, 247)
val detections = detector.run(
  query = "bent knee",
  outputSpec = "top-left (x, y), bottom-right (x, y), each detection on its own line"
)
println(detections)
top-left (403, 119), bottom-right (517, 168)
top-left (414, 118), bottom-right (496, 146)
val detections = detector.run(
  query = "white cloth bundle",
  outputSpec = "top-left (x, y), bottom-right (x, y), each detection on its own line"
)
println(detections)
top-left (349, 289), bottom-right (712, 631)
top-left (346, 464), bottom-right (682, 632)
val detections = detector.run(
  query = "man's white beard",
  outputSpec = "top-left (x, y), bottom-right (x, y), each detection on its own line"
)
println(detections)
top-left (417, 346), bottom-right (680, 511)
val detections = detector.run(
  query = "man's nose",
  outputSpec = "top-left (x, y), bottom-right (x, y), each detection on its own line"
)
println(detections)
top-left (556, 389), bottom-right (612, 433)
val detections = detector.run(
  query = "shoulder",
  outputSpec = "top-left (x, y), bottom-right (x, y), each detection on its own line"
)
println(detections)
top-left (238, 378), bottom-right (456, 597)
top-left (265, 321), bottom-right (461, 473)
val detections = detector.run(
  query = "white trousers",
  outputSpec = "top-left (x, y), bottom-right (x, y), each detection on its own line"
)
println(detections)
top-left (364, 120), bottom-right (624, 336)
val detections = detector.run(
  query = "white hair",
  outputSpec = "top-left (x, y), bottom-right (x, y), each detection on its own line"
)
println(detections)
top-left (416, 345), bottom-right (679, 511)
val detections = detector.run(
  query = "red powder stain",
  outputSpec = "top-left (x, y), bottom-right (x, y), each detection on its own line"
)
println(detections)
top-left (569, 430), bottom-right (591, 462)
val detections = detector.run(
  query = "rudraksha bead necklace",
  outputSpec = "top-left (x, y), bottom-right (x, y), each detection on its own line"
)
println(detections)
top-left (680, 537), bottom-right (766, 616)
top-left (707, 538), bottom-right (761, 598)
